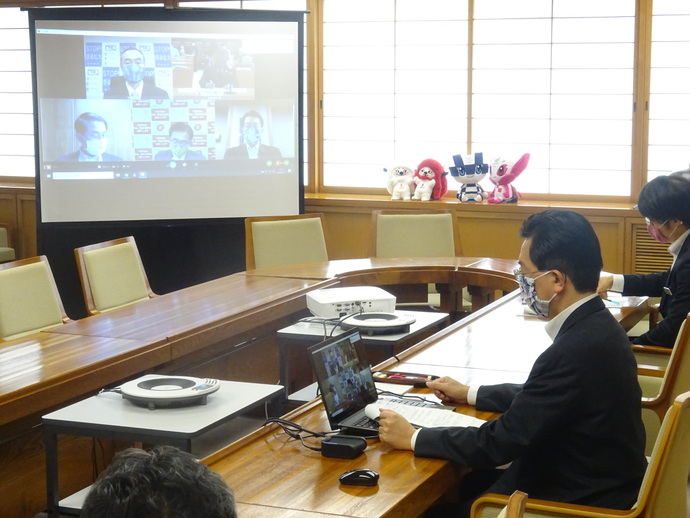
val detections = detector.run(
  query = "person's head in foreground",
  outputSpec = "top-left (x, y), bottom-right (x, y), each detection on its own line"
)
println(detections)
top-left (81, 445), bottom-right (237, 518)
top-left (516, 209), bottom-right (602, 319)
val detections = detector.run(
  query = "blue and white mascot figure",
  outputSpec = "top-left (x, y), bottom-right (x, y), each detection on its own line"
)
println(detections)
top-left (449, 153), bottom-right (489, 203)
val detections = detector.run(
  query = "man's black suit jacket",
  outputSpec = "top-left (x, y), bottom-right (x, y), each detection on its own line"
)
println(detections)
top-left (415, 297), bottom-right (646, 509)
top-left (623, 235), bottom-right (690, 347)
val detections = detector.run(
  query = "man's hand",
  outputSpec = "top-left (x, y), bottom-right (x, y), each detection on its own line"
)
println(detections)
top-left (378, 409), bottom-right (415, 450)
top-left (426, 376), bottom-right (469, 405)
top-left (597, 274), bottom-right (614, 297)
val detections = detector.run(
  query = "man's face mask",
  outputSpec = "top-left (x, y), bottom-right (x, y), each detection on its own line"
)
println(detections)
top-left (121, 51), bottom-right (145, 84)
top-left (514, 269), bottom-right (555, 318)
top-left (646, 217), bottom-right (679, 244)
top-left (170, 135), bottom-right (190, 159)
top-left (243, 121), bottom-right (262, 146)
top-left (80, 122), bottom-right (108, 157)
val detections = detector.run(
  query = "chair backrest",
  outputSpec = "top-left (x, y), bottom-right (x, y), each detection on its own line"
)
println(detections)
top-left (634, 390), bottom-right (690, 517)
top-left (245, 213), bottom-right (329, 270)
top-left (639, 314), bottom-right (690, 453)
top-left (75, 236), bottom-right (155, 315)
top-left (369, 210), bottom-right (462, 258)
top-left (0, 223), bottom-right (16, 263)
top-left (0, 256), bottom-right (69, 341)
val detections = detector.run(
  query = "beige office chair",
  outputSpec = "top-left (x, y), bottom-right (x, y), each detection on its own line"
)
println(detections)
top-left (370, 209), bottom-right (463, 311)
top-left (75, 236), bottom-right (155, 315)
top-left (0, 256), bottom-right (70, 341)
top-left (0, 224), bottom-right (16, 263)
top-left (471, 390), bottom-right (690, 518)
top-left (245, 213), bottom-right (329, 270)
top-left (637, 313), bottom-right (690, 454)
top-left (630, 303), bottom-right (672, 369)
top-left (370, 209), bottom-right (462, 259)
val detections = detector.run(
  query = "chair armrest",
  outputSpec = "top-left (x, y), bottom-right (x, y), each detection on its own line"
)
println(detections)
top-left (649, 303), bottom-right (660, 329)
top-left (632, 344), bottom-right (671, 370)
top-left (631, 343), bottom-right (672, 356)
top-left (472, 493), bottom-right (631, 518)
top-left (637, 365), bottom-right (665, 378)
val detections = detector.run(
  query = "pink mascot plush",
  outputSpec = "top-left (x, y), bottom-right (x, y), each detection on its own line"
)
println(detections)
top-left (412, 158), bottom-right (448, 201)
top-left (487, 153), bottom-right (530, 204)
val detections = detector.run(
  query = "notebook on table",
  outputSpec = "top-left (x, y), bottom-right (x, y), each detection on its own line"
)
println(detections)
top-left (307, 329), bottom-right (451, 435)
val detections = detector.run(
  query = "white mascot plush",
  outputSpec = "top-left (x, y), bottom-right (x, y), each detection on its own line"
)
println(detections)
top-left (385, 165), bottom-right (415, 200)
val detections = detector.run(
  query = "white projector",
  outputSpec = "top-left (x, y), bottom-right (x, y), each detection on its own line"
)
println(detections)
top-left (306, 286), bottom-right (396, 318)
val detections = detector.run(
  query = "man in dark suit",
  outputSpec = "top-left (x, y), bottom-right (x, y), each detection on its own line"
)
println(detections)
top-left (378, 209), bottom-right (647, 516)
top-left (599, 173), bottom-right (690, 348)
top-left (223, 110), bottom-right (282, 162)
top-left (104, 47), bottom-right (169, 100)
top-left (154, 122), bottom-right (206, 161)
top-left (56, 112), bottom-right (123, 162)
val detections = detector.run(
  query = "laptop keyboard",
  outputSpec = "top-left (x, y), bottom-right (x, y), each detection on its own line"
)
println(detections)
top-left (351, 415), bottom-right (380, 429)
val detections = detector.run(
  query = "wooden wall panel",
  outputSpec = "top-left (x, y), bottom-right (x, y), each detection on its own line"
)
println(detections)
top-left (308, 198), bottom-right (632, 273)
top-left (0, 185), bottom-right (35, 260)
top-left (18, 194), bottom-right (37, 258)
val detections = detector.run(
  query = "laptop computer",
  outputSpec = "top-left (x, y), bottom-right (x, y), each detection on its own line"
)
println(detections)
top-left (308, 329), bottom-right (439, 435)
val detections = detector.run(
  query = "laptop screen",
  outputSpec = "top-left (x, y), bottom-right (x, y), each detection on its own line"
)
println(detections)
top-left (308, 330), bottom-right (379, 426)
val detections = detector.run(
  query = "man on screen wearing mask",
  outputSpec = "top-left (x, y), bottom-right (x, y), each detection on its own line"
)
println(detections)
top-left (223, 110), bottom-right (282, 162)
top-left (154, 122), bottom-right (206, 161)
top-left (598, 173), bottom-right (690, 348)
top-left (56, 112), bottom-right (123, 162)
top-left (377, 209), bottom-right (646, 518)
top-left (104, 47), bottom-right (169, 100)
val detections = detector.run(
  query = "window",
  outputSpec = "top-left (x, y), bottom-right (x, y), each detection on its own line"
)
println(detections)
top-left (322, 0), bottom-right (468, 188)
top-left (322, 0), bottom-right (637, 196)
top-left (647, 0), bottom-right (690, 181)
top-left (0, 8), bottom-right (33, 178)
top-left (472, 0), bottom-right (635, 197)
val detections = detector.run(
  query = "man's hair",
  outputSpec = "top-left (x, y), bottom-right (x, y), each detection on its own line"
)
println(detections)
top-left (637, 174), bottom-right (690, 226)
top-left (241, 110), bottom-right (264, 127)
top-left (520, 209), bottom-right (602, 293)
top-left (81, 446), bottom-right (237, 518)
top-left (74, 112), bottom-right (108, 136)
top-left (120, 46), bottom-right (145, 63)
top-left (169, 122), bottom-right (193, 139)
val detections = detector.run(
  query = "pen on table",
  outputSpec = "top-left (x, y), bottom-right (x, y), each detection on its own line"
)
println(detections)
top-left (603, 298), bottom-right (621, 305)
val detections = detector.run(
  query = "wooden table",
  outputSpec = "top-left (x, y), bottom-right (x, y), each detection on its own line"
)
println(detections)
top-left (203, 291), bottom-right (649, 518)
top-left (0, 257), bottom-right (647, 518)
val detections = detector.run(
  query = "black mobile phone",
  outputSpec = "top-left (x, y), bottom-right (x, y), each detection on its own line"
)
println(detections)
top-left (372, 371), bottom-right (439, 388)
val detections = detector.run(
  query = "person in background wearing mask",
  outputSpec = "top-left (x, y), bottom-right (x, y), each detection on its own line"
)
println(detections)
top-left (154, 122), bottom-right (206, 161)
top-left (104, 47), bottom-right (169, 100)
top-left (56, 112), bottom-right (123, 162)
top-left (223, 110), bottom-right (282, 161)
top-left (377, 209), bottom-right (646, 518)
top-left (598, 173), bottom-right (690, 348)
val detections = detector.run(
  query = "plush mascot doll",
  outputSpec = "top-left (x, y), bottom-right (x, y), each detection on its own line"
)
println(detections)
top-left (412, 158), bottom-right (448, 201)
top-left (449, 152), bottom-right (488, 203)
top-left (487, 153), bottom-right (530, 204)
top-left (385, 165), bottom-right (415, 200)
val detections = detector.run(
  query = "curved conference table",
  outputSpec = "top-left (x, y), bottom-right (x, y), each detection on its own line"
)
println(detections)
top-left (0, 256), bottom-right (648, 518)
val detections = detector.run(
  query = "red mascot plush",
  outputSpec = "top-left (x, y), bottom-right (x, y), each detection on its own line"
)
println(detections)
top-left (412, 158), bottom-right (448, 201)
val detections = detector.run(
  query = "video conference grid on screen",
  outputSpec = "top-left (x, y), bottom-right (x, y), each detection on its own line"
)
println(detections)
top-left (31, 10), bottom-right (302, 223)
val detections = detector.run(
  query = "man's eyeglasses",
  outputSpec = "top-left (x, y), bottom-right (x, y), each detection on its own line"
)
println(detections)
top-left (644, 217), bottom-right (668, 228)
top-left (513, 268), bottom-right (543, 280)
top-left (171, 138), bottom-right (189, 147)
